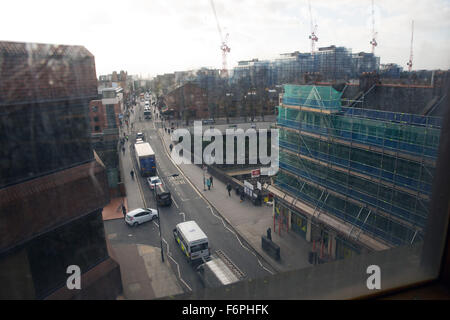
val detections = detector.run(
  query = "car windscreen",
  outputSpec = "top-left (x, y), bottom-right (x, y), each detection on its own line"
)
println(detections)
top-left (158, 192), bottom-right (170, 199)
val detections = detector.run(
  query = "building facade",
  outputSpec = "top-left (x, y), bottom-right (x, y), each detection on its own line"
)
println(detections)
top-left (89, 87), bottom-right (124, 194)
top-left (164, 82), bottom-right (209, 121)
top-left (0, 41), bottom-right (122, 299)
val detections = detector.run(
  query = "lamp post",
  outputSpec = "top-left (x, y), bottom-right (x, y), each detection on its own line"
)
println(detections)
top-left (153, 173), bottom-right (179, 263)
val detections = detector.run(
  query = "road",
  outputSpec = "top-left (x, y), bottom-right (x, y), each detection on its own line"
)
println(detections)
top-left (127, 98), bottom-right (276, 293)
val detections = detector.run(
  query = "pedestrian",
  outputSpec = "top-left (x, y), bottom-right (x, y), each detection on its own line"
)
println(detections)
top-left (240, 189), bottom-right (245, 202)
top-left (122, 146), bottom-right (125, 155)
top-left (122, 203), bottom-right (127, 217)
top-left (206, 177), bottom-right (211, 190)
top-left (126, 135), bottom-right (128, 141)
top-left (130, 170), bottom-right (135, 180)
top-left (209, 176), bottom-right (213, 188)
top-left (169, 144), bottom-right (173, 152)
top-left (226, 183), bottom-right (232, 197)
top-left (267, 227), bottom-right (272, 241)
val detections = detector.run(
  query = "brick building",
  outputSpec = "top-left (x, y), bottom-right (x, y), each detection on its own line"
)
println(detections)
top-left (163, 82), bottom-right (209, 121)
top-left (0, 41), bottom-right (122, 299)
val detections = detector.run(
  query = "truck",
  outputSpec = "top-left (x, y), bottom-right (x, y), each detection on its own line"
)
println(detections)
top-left (135, 142), bottom-right (156, 176)
top-left (196, 250), bottom-right (245, 288)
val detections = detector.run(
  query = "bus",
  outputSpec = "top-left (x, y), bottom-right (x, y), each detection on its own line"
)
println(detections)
top-left (173, 221), bottom-right (210, 262)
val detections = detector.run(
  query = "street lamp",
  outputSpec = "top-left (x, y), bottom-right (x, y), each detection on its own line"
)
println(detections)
top-left (153, 173), bottom-right (179, 263)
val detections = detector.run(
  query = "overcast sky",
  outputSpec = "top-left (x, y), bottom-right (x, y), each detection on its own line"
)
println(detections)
top-left (2, 0), bottom-right (449, 77)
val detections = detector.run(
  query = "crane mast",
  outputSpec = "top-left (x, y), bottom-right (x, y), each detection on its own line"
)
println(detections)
top-left (370, 0), bottom-right (378, 54)
top-left (308, 0), bottom-right (318, 55)
top-left (407, 20), bottom-right (414, 72)
top-left (210, 0), bottom-right (230, 77)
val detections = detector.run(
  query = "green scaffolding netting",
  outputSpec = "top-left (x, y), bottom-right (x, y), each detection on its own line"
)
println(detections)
top-left (283, 85), bottom-right (343, 111)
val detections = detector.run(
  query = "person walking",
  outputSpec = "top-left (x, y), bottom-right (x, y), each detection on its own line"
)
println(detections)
top-left (130, 170), bottom-right (135, 180)
top-left (209, 176), bottom-right (213, 188)
top-left (226, 183), bottom-right (232, 197)
top-left (122, 146), bottom-right (125, 155)
top-left (121, 203), bottom-right (127, 217)
top-left (206, 177), bottom-right (211, 190)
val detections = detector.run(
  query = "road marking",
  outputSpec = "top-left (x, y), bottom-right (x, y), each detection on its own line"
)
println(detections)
top-left (162, 236), bottom-right (192, 291)
top-left (172, 197), bottom-right (179, 209)
top-left (206, 206), bottom-right (274, 275)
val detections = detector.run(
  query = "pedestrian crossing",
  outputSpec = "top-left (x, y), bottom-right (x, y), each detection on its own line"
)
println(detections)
top-left (169, 175), bottom-right (186, 185)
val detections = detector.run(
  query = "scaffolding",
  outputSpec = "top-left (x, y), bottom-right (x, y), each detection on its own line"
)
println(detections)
top-left (274, 84), bottom-right (442, 247)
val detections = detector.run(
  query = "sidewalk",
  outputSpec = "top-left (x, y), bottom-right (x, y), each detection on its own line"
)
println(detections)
top-left (157, 127), bottom-right (312, 273)
top-left (102, 104), bottom-right (183, 300)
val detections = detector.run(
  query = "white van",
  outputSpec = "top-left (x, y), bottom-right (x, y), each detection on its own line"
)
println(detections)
top-left (173, 221), bottom-right (210, 262)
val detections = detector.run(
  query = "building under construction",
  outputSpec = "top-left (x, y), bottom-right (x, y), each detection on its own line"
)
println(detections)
top-left (232, 45), bottom-right (380, 86)
top-left (266, 83), bottom-right (443, 261)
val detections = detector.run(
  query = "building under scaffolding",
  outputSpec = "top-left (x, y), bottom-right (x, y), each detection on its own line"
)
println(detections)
top-left (267, 84), bottom-right (442, 261)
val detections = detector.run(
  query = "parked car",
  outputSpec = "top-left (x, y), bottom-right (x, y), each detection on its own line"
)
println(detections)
top-left (125, 208), bottom-right (158, 227)
top-left (147, 176), bottom-right (162, 189)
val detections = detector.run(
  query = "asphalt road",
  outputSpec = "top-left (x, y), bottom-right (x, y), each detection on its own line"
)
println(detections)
top-left (124, 100), bottom-right (276, 293)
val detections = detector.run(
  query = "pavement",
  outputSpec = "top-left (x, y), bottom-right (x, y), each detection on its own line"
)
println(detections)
top-left (157, 120), bottom-right (312, 274)
top-left (101, 104), bottom-right (183, 300)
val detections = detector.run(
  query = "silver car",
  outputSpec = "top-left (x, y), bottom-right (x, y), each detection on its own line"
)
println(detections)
top-left (125, 208), bottom-right (158, 227)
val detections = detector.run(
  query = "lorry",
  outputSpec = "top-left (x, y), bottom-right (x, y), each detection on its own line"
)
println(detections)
top-left (135, 142), bottom-right (156, 176)
top-left (196, 250), bottom-right (245, 288)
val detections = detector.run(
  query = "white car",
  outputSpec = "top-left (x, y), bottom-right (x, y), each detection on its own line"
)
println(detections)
top-left (125, 208), bottom-right (158, 227)
top-left (147, 176), bottom-right (162, 189)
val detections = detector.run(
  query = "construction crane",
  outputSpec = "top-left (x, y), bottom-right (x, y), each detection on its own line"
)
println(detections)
top-left (308, 0), bottom-right (318, 55)
top-left (210, 0), bottom-right (230, 77)
top-left (407, 20), bottom-right (414, 72)
top-left (370, 0), bottom-right (378, 54)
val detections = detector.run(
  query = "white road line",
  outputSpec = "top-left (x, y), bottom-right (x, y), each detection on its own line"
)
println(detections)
top-left (162, 237), bottom-right (192, 291)
top-left (172, 197), bottom-right (180, 209)
top-left (207, 206), bottom-right (274, 275)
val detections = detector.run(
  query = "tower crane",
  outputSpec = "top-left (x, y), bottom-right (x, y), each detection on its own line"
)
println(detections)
top-left (370, 0), bottom-right (378, 54)
top-left (407, 20), bottom-right (414, 72)
top-left (210, 0), bottom-right (230, 77)
top-left (308, 0), bottom-right (318, 55)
